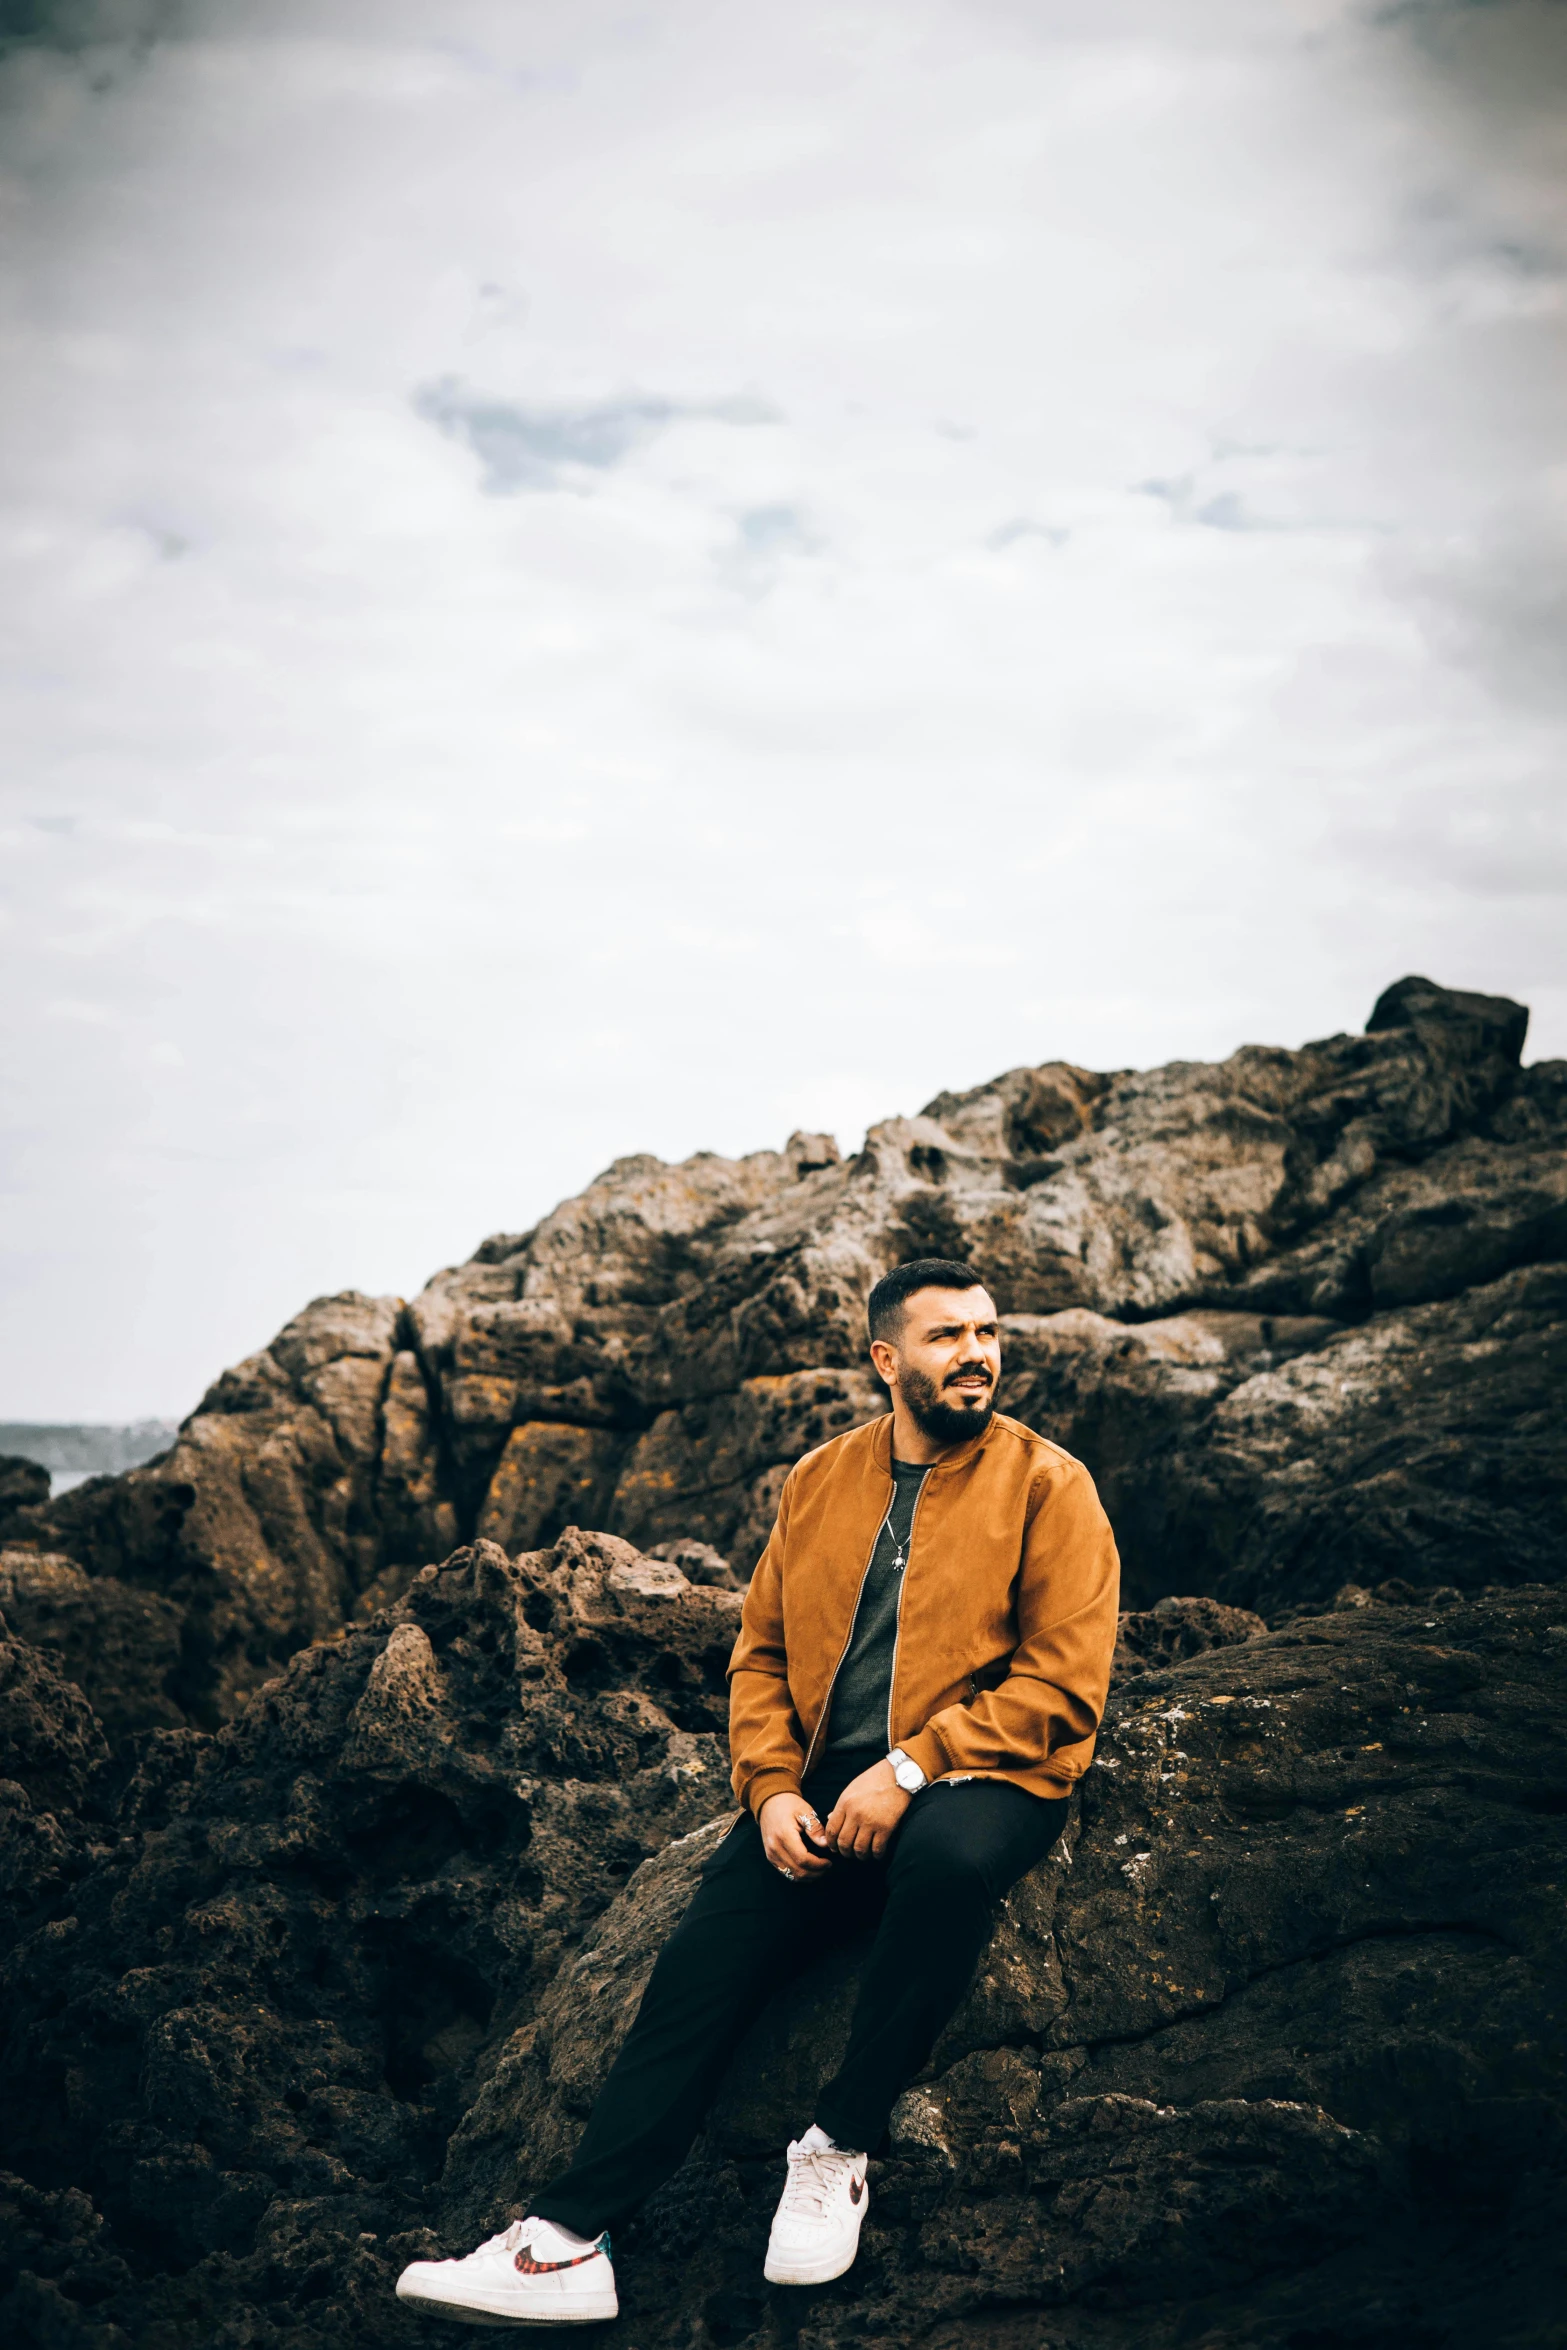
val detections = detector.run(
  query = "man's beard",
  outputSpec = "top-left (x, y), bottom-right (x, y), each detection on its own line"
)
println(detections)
top-left (900, 1361), bottom-right (997, 1447)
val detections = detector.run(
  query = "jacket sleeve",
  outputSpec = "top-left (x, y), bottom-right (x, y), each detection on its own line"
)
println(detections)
top-left (899, 1457), bottom-right (1120, 1787)
top-left (727, 1468), bottom-right (809, 1816)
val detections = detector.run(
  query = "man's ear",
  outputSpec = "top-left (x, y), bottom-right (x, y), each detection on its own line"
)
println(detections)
top-left (868, 1337), bottom-right (899, 1389)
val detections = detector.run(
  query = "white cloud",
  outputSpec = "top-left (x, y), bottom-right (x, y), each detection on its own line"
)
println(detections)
top-left (1, 0), bottom-right (1564, 1415)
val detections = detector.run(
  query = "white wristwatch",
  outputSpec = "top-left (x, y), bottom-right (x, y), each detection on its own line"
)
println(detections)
top-left (887, 1747), bottom-right (928, 1794)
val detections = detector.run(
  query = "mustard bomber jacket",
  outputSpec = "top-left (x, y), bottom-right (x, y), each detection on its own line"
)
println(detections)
top-left (727, 1410), bottom-right (1121, 1813)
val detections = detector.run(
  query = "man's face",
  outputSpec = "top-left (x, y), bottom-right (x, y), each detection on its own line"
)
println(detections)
top-left (870, 1286), bottom-right (1002, 1445)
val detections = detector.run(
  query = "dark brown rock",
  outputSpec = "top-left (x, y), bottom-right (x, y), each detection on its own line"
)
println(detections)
top-left (0, 1617), bottom-right (108, 1819)
top-left (40, 1296), bottom-right (458, 1726)
top-left (0, 1613), bottom-right (109, 1958)
top-left (1, 1548), bottom-right (1563, 2344)
top-left (0, 2171), bottom-right (135, 2350)
top-left (646, 1538), bottom-right (745, 1590)
top-left (0, 1533), bottom-right (740, 2341)
top-left (0, 1454), bottom-right (50, 1543)
top-left (2, 974), bottom-right (1563, 2342)
top-left (0, 1554), bottom-right (183, 1746)
top-left (610, 1368), bottom-right (885, 1562)
top-left (25, 977), bottom-right (1567, 1716)
top-left (996, 1307), bottom-right (1340, 1606)
top-left (442, 1584), bottom-right (1567, 2350)
top-left (1152, 1260), bottom-right (1567, 1616)
top-left (1112, 1592), bottom-right (1267, 1677)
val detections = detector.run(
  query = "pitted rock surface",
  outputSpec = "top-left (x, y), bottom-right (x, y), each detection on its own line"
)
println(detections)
top-left (0, 1553), bottom-right (183, 1745)
top-left (1110, 1592), bottom-right (1267, 1679)
top-left (0, 1534), bottom-right (741, 2345)
top-left (1, 1557), bottom-right (1561, 2344)
top-left (13, 978), bottom-right (1565, 1723)
top-left (446, 1585), bottom-right (1567, 2350)
top-left (0, 1610), bottom-right (110, 1955)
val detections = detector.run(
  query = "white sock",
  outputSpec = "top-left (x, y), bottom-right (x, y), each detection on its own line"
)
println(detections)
top-left (798, 2123), bottom-right (837, 2153)
top-left (526, 2216), bottom-right (600, 2253)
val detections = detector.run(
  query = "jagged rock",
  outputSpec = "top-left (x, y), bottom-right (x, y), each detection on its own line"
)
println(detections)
top-left (476, 1420), bottom-right (622, 1553)
top-left (22, 977), bottom-right (1567, 1724)
top-left (612, 1369), bottom-right (885, 1562)
top-left (0, 1554), bottom-right (183, 1745)
top-left (1, 1547), bottom-right (1563, 2343)
top-left (0, 1617), bottom-right (108, 1818)
top-left (37, 1297), bottom-right (459, 1726)
top-left (1112, 1593), bottom-right (1267, 1677)
top-left (1154, 1261), bottom-right (1567, 1615)
top-left (997, 1307), bottom-right (1340, 1605)
top-left (0, 1612), bottom-right (109, 1953)
top-left (404, 977), bottom-right (1546, 1551)
top-left (0, 2171), bottom-right (135, 2350)
top-left (1, 973), bottom-right (1562, 2340)
top-left (0, 1454), bottom-right (50, 1544)
top-left (0, 1533), bottom-right (740, 2340)
top-left (440, 1584), bottom-right (1567, 2350)
top-left (646, 1539), bottom-right (744, 1590)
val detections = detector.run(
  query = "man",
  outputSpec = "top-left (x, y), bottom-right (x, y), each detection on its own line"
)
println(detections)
top-left (397, 1256), bottom-right (1120, 2327)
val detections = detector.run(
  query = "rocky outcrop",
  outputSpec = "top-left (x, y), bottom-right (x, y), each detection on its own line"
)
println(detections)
top-left (1000, 1259), bottom-right (1567, 1612)
top-left (17, 976), bottom-right (1566, 1728)
top-left (0, 1541), bottom-right (1561, 2346)
top-left (440, 1582), bottom-right (1567, 2349)
top-left (0, 1554), bottom-right (183, 1745)
top-left (0, 1454), bottom-right (51, 1543)
top-left (0, 972), bottom-right (1560, 2341)
top-left (1110, 1591), bottom-right (1267, 1679)
top-left (1133, 1261), bottom-right (1567, 1616)
top-left (645, 1537), bottom-right (746, 1590)
top-left (0, 1603), bottom-right (109, 1958)
top-left (35, 1296), bottom-right (461, 1726)
top-left (0, 1535), bottom-right (740, 2338)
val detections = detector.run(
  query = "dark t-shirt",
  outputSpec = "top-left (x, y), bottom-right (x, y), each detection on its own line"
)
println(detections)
top-left (824, 1459), bottom-right (931, 1753)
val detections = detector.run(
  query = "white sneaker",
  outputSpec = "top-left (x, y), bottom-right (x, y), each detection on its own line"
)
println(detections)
top-left (396, 2216), bottom-right (618, 2326)
top-left (763, 2133), bottom-right (870, 2286)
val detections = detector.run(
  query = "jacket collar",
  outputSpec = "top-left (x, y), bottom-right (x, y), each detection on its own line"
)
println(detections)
top-left (869, 1408), bottom-right (999, 1478)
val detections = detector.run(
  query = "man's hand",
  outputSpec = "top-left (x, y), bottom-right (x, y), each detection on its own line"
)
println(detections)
top-left (824, 1760), bottom-right (913, 1860)
top-left (758, 1792), bottom-right (833, 1877)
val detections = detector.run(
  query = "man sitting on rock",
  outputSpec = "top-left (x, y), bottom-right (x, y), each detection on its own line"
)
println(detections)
top-left (396, 1255), bottom-right (1121, 2327)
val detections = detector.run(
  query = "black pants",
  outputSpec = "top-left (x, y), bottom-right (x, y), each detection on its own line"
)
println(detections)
top-left (533, 1750), bottom-right (1068, 2237)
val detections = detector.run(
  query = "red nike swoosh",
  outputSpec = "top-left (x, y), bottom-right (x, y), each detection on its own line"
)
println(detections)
top-left (515, 2247), bottom-right (603, 2274)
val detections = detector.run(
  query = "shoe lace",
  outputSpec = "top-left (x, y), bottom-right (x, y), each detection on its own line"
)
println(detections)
top-left (475, 2221), bottom-right (528, 2260)
top-left (779, 2146), bottom-right (850, 2220)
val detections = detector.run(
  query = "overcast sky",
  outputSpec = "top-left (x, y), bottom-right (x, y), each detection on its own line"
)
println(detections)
top-left (3, 0), bottom-right (1565, 1420)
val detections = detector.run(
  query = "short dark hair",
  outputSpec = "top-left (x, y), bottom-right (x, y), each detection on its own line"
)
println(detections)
top-left (867, 1258), bottom-right (988, 1346)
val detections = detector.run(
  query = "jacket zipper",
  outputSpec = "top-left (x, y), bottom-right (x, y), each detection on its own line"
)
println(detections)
top-left (798, 1460), bottom-right (900, 1782)
top-left (885, 1469), bottom-right (930, 1750)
